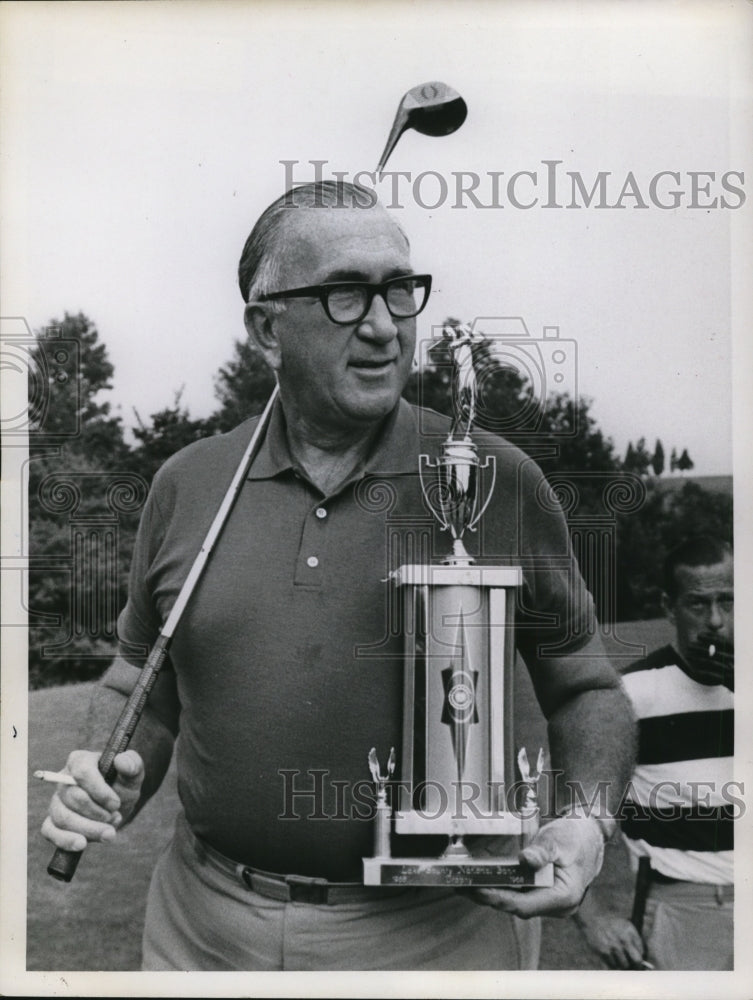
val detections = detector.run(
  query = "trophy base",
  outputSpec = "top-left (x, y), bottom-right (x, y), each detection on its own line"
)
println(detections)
top-left (363, 857), bottom-right (554, 888)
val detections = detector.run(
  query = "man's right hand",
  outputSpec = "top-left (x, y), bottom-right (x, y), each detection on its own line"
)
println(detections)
top-left (576, 912), bottom-right (645, 969)
top-left (40, 749), bottom-right (145, 852)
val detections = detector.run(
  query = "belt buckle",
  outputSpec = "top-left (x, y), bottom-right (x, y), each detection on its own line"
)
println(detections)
top-left (285, 874), bottom-right (329, 904)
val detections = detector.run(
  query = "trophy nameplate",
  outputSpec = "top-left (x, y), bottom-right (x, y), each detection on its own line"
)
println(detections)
top-left (363, 323), bottom-right (554, 888)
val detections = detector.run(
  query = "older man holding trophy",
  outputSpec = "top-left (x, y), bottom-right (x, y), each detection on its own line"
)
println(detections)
top-left (41, 179), bottom-right (634, 971)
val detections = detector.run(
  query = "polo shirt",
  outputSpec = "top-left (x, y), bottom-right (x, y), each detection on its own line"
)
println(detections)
top-left (620, 645), bottom-right (734, 884)
top-left (118, 398), bottom-right (595, 879)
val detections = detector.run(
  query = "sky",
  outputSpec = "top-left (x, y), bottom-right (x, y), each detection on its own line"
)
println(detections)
top-left (2, 1), bottom-right (752, 474)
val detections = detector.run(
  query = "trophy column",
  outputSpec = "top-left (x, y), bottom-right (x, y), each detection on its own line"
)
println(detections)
top-left (363, 563), bottom-right (552, 887)
top-left (396, 565), bottom-right (518, 835)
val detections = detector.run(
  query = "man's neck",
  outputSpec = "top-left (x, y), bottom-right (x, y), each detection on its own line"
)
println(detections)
top-left (285, 418), bottom-right (381, 495)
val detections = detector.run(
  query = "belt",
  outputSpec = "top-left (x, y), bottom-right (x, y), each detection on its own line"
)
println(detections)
top-left (647, 868), bottom-right (734, 903)
top-left (648, 868), bottom-right (681, 884)
top-left (187, 824), bottom-right (402, 905)
top-left (240, 869), bottom-right (381, 905)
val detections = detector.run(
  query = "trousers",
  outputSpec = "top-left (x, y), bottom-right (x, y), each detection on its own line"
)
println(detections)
top-left (643, 879), bottom-right (734, 970)
top-left (141, 813), bottom-right (541, 971)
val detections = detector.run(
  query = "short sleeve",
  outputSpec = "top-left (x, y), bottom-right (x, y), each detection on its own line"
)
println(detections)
top-left (116, 478), bottom-right (168, 665)
top-left (512, 454), bottom-right (596, 662)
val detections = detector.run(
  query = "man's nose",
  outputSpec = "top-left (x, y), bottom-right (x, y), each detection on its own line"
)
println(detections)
top-left (708, 600), bottom-right (725, 630)
top-left (356, 293), bottom-right (398, 341)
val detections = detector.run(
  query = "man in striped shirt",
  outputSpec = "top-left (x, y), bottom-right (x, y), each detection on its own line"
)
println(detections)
top-left (574, 535), bottom-right (734, 970)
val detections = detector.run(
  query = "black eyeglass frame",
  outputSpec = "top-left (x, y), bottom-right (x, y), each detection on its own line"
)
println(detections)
top-left (257, 274), bottom-right (433, 325)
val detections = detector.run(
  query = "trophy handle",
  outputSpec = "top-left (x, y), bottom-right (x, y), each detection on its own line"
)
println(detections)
top-left (466, 454), bottom-right (496, 532)
top-left (419, 454), bottom-right (451, 532)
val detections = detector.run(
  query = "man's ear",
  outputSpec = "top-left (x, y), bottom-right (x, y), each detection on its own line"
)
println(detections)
top-left (661, 591), bottom-right (676, 627)
top-left (244, 302), bottom-right (282, 372)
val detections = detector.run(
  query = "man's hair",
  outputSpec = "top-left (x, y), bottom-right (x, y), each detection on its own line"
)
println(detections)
top-left (237, 181), bottom-right (407, 304)
top-left (663, 535), bottom-right (733, 599)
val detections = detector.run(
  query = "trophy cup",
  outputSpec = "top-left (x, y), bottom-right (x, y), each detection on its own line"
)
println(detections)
top-left (363, 324), bottom-right (553, 888)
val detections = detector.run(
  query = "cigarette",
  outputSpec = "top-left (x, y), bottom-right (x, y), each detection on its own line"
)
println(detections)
top-left (33, 770), bottom-right (78, 786)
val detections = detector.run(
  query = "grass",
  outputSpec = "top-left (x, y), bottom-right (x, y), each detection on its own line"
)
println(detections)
top-left (26, 619), bottom-right (673, 971)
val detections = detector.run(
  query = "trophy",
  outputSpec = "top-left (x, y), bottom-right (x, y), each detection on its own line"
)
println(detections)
top-left (363, 324), bottom-right (553, 887)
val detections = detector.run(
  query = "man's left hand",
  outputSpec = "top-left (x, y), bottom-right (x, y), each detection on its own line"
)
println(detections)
top-left (465, 814), bottom-right (606, 918)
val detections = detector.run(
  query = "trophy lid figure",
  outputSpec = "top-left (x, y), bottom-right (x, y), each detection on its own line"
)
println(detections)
top-left (368, 746), bottom-right (395, 801)
top-left (419, 321), bottom-right (496, 564)
top-left (518, 747), bottom-right (545, 815)
top-left (443, 321), bottom-right (481, 439)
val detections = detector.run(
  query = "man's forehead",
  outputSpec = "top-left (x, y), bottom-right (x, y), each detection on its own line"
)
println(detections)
top-left (675, 557), bottom-right (734, 593)
top-left (279, 205), bottom-right (410, 276)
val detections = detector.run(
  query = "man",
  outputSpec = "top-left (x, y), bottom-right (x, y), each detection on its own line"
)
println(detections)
top-left (42, 181), bottom-right (634, 971)
top-left (574, 535), bottom-right (734, 970)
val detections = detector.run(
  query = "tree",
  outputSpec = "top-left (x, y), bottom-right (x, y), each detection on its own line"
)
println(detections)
top-left (632, 438), bottom-right (652, 477)
top-left (212, 338), bottom-right (276, 433)
top-left (677, 448), bottom-right (694, 473)
top-left (27, 449), bottom-right (142, 688)
top-left (651, 439), bottom-right (665, 477)
top-left (29, 312), bottom-right (130, 468)
top-left (664, 481), bottom-right (731, 544)
top-left (132, 389), bottom-right (217, 485)
top-left (616, 480), bottom-right (732, 618)
top-left (28, 313), bottom-right (138, 687)
top-left (624, 439), bottom-right (653, 477)
top-left (670, 447), bottom-right (679, 472)
top-left (535, 395), bottom-right (621, 474)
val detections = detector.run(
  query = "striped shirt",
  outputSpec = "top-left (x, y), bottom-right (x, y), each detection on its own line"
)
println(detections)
top-left (620, 645), bottom-right (733, 884)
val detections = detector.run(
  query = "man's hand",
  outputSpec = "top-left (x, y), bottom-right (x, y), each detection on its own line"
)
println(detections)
top-left (40, 749), bottom-right (144, 852)
top-left (465, 814), bottom-right (606, 918)
top-left (575, 912), bottom-right (645, 969)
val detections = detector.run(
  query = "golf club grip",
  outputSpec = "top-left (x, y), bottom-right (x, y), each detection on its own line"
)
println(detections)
top-left (46, 637), bottom-right (170, 882)
top-left (46, 747), bottom-right (115, 882)
top-left (47, 846), bottom-right (83, 882)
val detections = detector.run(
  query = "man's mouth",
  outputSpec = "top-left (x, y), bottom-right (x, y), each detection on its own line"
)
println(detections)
top-left (350, 358), bottom-right (396, 372)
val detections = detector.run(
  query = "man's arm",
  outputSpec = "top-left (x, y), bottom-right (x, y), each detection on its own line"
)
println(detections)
top-left (469, 633), bottom-right (637, 918)
top-left (41, 655), bottom-right (179, 852)
top-left (538, 633), bottom-right (636, 821)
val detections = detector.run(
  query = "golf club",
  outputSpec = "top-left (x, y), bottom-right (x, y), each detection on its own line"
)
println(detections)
top-left (376, 81), bottom-right (467, 175)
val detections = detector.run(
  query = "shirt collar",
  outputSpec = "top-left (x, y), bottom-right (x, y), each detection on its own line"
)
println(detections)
top-left (244, 396), bottom-right (295, 480)
top-left (246, 397), bottom-right (436, 482)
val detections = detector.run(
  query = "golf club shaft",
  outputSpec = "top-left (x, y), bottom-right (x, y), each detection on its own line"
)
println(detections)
top-left (376, 117), bottom-right (408, 175)
top-left (47, 635), bottom-right (171, 881)
top-left (46, 385), bottom-right (279, 882)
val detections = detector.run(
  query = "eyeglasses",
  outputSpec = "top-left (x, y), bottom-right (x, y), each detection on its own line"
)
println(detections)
top-left (257, 274), bottom-right (432, 325)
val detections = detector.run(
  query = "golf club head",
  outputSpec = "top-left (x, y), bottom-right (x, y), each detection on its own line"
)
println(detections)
top-left (376, 82), bottom-right (467, 175)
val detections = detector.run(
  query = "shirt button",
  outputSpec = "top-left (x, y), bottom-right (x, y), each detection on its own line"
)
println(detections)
top-left (315, 507), bottom-right (327, 519)
top-left (307, 556), bottom-right (319, 568)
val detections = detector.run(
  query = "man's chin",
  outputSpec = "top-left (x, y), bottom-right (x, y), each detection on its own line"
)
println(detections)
top-left (340, 388), bottom-right (402, 427)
